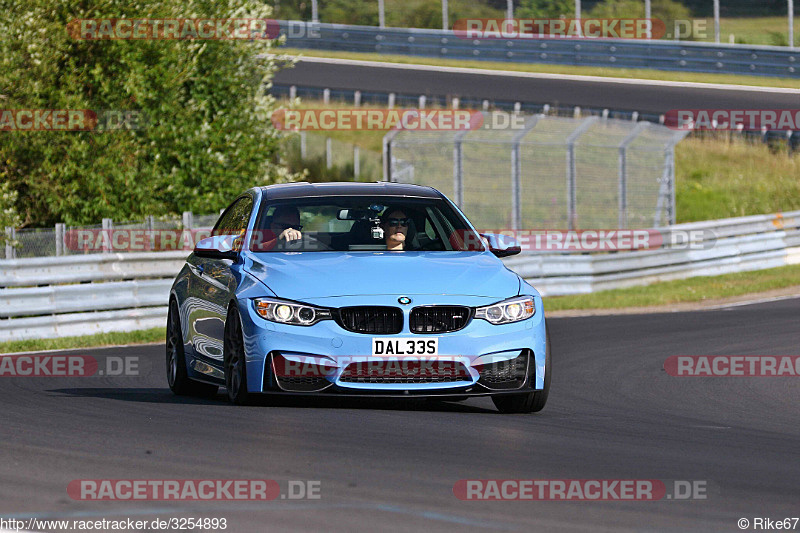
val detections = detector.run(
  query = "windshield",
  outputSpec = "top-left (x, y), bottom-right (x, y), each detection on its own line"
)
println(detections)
top-left (249, 196), bottom-right (485, 253)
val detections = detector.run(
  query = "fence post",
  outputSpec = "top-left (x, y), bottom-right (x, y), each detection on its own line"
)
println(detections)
top-left (300, 131), bottom-right (307, 159)
top-left (618, 122), bottom-right (649, 229)
top-left (323, 88), bottom-right (330, 105)
top-left (379, 0), bottom-right (386, 28)
top-left (388, 92), bottom-right (396, 109)
top-left (354, 146), bottom-right (360, 179)
top-left (289, 85), bottom-right (297, 100)
top-left (101, 218), bottom-right (113, 253)
top-left (5, 227), bottom-right (15, 259)
top-left (55, 223), bottom-right (65, 256)
top-left (326, 137), bottom-right (333, 169)
top-left (510, 116), bottom-right (540, 231)
top-left (453, 130), bottom-right (469, 208)
top-left (382, 130), bottom-right (400, 182)
top-left (145, 215), bottom-right (155, 251)
top-left (565, 117), bottom-right (599, 230)
top-left (354, 90), bottom-right (361, 107)
top-left (790, 0), bottom-right (795, 49)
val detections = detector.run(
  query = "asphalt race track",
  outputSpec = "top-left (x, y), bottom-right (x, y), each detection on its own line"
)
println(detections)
top-left (273, 58), bottom-right (800, 114)
top-left (1, 298), bottom-right (798, 532)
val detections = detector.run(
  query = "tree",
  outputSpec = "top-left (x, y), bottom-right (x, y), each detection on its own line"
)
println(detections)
top-left (0, 0), bottom-right (295, 226)
top-left (515, 0), bottom-right (574, 19)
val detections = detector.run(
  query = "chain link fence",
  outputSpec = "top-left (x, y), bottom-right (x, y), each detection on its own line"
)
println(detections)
top-left (384, 113), bottom-right (688, 230)
top-left (4, 214), bottom-right (220, 260)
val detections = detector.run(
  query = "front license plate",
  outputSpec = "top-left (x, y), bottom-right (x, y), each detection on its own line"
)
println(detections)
top-left (372, 337), bottom-right (438, 356)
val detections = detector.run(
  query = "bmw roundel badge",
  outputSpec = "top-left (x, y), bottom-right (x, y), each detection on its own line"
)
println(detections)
top-left (398, 296), bottom-right (412, 305)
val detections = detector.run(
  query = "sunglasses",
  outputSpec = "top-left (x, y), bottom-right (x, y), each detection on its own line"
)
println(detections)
top-left (386, 218), bottom-right (410, 227)
top-left (272, 222), bottom-right (303, 231)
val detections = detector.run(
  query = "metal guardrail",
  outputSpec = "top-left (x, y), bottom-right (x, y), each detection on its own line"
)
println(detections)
top-left (1, 211), bottom-right (799, 341)
top-left (506, 210), bottom-right (800, 295)
top-left (278, 21), bottom-right (800, 79)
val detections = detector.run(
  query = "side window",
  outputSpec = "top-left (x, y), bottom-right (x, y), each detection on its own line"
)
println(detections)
top-left (213, 197), bottom-right (254, 235)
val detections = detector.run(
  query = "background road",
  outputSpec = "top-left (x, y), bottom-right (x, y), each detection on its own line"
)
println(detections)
top-left (274, 58), bottom-right (800, 114)
top-left (1, 298), bottom-right (798, 532)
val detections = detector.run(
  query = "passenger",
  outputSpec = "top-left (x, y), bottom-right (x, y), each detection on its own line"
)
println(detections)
top-left (380, 209), bottom-right (410, 251)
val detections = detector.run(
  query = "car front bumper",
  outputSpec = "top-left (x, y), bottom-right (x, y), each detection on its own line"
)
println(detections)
top-left (238, 294), bottom-right (547, 395)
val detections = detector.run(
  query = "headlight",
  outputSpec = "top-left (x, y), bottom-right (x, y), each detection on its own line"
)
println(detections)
top-left (253, 298), bottom-right (332, 326)
top-left (475, 296), bottom-right (535, 325)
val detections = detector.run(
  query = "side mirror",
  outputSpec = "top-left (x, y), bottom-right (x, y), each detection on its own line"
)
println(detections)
top-left (480, 233), bottom-right (522, 258)
top-left (193, 235), bottom-right (240, 260)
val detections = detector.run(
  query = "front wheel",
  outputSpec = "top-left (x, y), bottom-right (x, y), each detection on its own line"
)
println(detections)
top-left (492, 325), bottom-right (551, 414)
top-left (224, 306), bottom-right (253, 405)
top-left (166, 300), bottom-right (219, 397)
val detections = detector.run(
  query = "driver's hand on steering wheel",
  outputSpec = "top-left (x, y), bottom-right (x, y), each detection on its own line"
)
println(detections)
top-left (278, 228), bottom-right (302, 242)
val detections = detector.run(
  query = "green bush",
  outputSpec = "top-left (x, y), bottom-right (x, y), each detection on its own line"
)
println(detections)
top-left (0, 0), bottom-right (297, 227)
top-left (587, 0), bottom-right (692, 38)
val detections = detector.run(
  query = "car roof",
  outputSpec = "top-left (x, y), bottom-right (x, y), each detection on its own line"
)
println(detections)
top-left (258, 181), bottom-right (442, 200)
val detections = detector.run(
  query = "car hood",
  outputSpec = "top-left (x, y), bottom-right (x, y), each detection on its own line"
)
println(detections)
top-left (244, 251), bottom-right (521, 300)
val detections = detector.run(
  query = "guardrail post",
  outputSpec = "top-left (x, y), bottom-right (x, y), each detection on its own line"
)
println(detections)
top-left (453, 130), bottom-right (468, 208)
top-left (565, 117), bottom-right (599, 230)
top-left (790, 0), bottom-right (795, 49)
top-left (4, 227), bottom-right (15, 259)
top-left (101, 218), bottom-right (113, 253)
top-left (378, 0), bottom-right (385, 28)
top-left (388, 93), bottom-right (396, 109)
top-left (182, 211), bottom-right (193, 230)
top-left (354, 90), bottom-right (361, 107)
top-left (300, 131), bottom-right (307, 159)
top-left (510, 115), bottom-right (541, 231)
top-left (441, 0), bottom-right (448, 31)
top-left (55, 223), bottom-right (65, 256)
top-left (289, 85), bottom-right (297, 100)
top-left (326, 137), bottom-right (333, 169)
top-left (354, 146), bottom-right (360, 178)
top-left (323, 88), bottom-right (330, 105)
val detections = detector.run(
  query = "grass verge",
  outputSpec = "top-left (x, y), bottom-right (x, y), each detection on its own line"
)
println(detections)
top-left (276, 47), bottom-right (800, 90)
top-left (545, 264), bottom-right (800, 311)
top-left (0, 327), bottom-right (164, 355)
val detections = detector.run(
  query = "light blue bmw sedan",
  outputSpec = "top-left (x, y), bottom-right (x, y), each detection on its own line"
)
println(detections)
top-left (166, 182), bottom-right (550, 413)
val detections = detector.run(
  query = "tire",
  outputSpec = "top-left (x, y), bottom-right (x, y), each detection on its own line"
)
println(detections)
top-left (166, 299), bottom-right (219, 397)
top-left (224, 305), bottom-right (253, 405)
top-left (492, 325), bottom-right (551, 414)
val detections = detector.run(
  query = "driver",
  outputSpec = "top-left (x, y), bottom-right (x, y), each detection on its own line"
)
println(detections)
top-left (253, 205), bottom-right (302, 251)
top-left (270, 205), bottom-right (302, 242)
